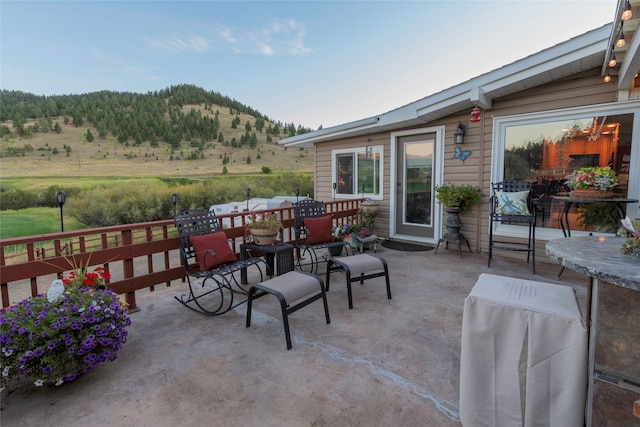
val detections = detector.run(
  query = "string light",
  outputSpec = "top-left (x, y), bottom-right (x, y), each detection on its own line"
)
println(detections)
top-left (608, 50), bottom-right (617, 68)
top-left (604, 71), bottom-right (611, 83)
top-left (622, 0), bottom-right (632, 21)
top-left (616, 23), bottom-right (626, 48)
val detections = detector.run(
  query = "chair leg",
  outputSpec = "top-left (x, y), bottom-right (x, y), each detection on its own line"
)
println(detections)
top-left (381, 258), bottom-right (392, 300)
top-left (245, 288), bottom-right (255, 328)
top-left (531, 224), bottom-right (536, 275)
top-left (343, 265), bottom-right (354, 309)
top-left (488, 222), bottom-right (493, 268)
top-left (279, 298), bottom-right (293, 350)
top-left (325, 260), bottom-right (332, 292)
top-left (321, 290), bottom-right (331, 325)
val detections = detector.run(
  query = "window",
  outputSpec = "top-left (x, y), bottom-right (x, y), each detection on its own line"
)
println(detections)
top-left (492, 102), bottom-right (639, 238)
top-left (332, 145), bottom-right (383, 199)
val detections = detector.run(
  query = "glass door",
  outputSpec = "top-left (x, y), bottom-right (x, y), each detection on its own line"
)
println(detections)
top-left (395, 134), bottom-right (435, 238)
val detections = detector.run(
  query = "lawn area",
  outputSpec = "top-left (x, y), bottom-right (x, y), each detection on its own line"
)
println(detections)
top-left (0, 207), bottom-right (87, 239)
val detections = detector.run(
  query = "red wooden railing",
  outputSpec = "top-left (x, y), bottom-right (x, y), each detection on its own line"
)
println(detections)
top-left (0, 200), bottom-right (362, 311)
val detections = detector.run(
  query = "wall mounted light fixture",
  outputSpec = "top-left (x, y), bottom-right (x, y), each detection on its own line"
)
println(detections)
top-left (454, 123), bottom-right (466, 144)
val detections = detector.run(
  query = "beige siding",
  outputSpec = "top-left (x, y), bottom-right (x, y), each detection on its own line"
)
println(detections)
top-left (315, 135), bottom-right (392, 237)
top-left (312, 67), bottom-right (619, 262)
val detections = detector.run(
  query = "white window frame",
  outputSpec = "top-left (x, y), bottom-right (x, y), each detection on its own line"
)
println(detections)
top-left (331, 145), bottom-right (384, 200)
top-left (491, 100), bottom-right (640, 241)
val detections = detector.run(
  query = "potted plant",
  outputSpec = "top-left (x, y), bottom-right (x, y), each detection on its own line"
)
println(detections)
top-left (359, 199), bottom-right (380, 218)
top-left (246, 213), bottom-right (283, 245)
top-left (0, 261), bottom-right (131, 389)
top-left (565, 166), bottom-right (619, 198)
top-left (329, 223), bottom-right (352, 256)
top-left (435, 183), bottom-right (483, 212)
top-left (619, 217), bottom-right (640, 258)
top-left (435, 184), bottom-right (483, 246)
top-left (577, 203), bottom-right (620, 233)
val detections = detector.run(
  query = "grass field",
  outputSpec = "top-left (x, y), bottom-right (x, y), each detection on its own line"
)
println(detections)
top-left (0, 207), bottom-right (87, 239)
top-left (0, 102), bottom-right (315, 238)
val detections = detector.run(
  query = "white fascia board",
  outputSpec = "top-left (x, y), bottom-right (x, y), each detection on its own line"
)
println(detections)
top-left (279, 116), bottom-right (379, 146)
top-left (280, 24), bottom-right (611, 146)
top-left (414, 91), bottom-right (471, 117)
top-left (479, 39), bottom-right (608, 93)
top-left (618, 30), bottom-right (640, 90)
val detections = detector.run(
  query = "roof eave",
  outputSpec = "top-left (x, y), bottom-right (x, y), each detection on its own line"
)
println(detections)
top-left (280, 24), bottom-right (611, 147)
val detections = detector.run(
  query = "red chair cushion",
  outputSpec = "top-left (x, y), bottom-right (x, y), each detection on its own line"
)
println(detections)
top-left (304, 215), bottom-right (333, 244)
top-left (190, 232), bottom-right (238, 271)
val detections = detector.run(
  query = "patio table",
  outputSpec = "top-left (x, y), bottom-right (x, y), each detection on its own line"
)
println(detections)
top-left (240, 242), bottom-right (294, 284)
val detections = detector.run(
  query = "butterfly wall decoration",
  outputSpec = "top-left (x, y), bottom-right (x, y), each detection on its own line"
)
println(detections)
top-left (453, 146), bottom-right (472, 163)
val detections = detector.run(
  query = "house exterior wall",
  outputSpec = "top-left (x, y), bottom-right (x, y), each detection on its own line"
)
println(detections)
top-left (314, 133), bottom-right (392, 236)
top-left (313, 68), bottom-right (623, 261)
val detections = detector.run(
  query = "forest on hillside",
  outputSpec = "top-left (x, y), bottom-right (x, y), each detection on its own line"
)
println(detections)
top-left (0, 84), bottom-right (313, 145)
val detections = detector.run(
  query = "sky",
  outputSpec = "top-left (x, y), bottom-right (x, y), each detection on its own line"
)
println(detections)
top-left (1, 0), bottom-right (618, 130)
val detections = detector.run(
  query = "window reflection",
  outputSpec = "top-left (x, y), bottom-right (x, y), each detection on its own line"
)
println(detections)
top-left (504, 114), bottom-right (633, 231)
top-left (404, 141), bottom-right (432, 226)
top-left (334, 147), bottom-right (383, 197)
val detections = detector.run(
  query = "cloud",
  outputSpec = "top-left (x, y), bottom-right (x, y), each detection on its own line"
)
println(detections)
top-left (213, 18), bottom-right (311, 56)
top-left (142, 32), bottom-right (209, 54)
top-left (213, 24), bottom-right (237, 44)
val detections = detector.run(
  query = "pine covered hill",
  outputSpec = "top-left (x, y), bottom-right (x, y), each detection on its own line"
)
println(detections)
top-left (0, 84), bottom-right (315, 178)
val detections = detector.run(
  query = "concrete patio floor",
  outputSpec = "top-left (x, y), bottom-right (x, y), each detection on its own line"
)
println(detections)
top-left (0, 247), bottom-right (588, 427)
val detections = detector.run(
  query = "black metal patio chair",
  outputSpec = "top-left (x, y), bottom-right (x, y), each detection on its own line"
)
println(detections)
top-left (174, 209), bottom-right (266, 315)
top-left (488, 181), bottom-right (539, 274)
top-left (292, 200), bottom-right (351, 274)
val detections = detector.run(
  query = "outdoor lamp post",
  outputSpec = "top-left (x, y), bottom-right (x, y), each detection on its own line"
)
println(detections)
top-left (171, 193), bottom-right (179, 217)
top-left (332, 183), bottom-right (337, 200)
top-left (55, 191), bottom-right (66, 232)
top-left (245, 188), bottom-right (251, 211)
top-left (295, 188), bottom-right (300, 203)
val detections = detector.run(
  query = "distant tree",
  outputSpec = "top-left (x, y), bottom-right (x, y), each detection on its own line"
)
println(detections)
top-left (217, 132), bottom-right (224, 142)
top-left (85, 128), bottom-right (94, 142)
top-left (223, 166), bottom-right (228, 174)
top-left (246, 155), bottom-right (251, 164)
top-left (255, 117), bottom-right (265, 132)
top-left (53, 122), bottom-right (62, 133)
top-left (261, 166), bottom-right (271, 174)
